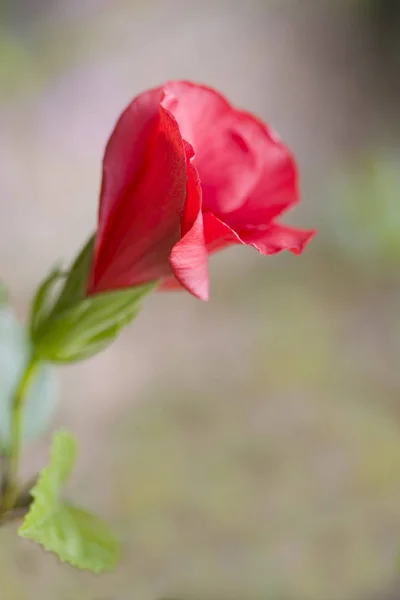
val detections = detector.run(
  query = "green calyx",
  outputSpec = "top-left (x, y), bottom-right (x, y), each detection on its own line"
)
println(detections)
top-left (29, 236), bottom-right (156, 363)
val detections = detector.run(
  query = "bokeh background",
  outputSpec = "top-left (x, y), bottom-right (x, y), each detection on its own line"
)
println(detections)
top-left (1, 1), bottom-right (400, 599)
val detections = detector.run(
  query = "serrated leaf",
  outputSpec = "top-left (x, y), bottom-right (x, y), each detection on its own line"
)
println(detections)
top-left (19, 430), bottom-right (120, 573)
top-left (0, 308), bottom-right (58, 451)
top-left (33, 283), bottom-right (155, 363)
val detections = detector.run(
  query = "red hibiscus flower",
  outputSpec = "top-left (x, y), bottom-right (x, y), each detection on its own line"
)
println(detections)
top-left (88, 81), bottom-right (315, 301)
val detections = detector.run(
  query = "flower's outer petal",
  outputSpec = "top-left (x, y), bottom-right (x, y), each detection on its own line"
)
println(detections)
top-left (226, 111), bottom-right (299, 229)
top-left (202, 212), bottom-right (245, 253)
top-left (161, 211), bottom-right (239, 295)
top-left (89, 92), bottom-right (187, 294)
top-left (162, 81), bottom-right (298, 225)
top-left (239, 222), bottom-right (316, 255)
top-left (166, 143), bottom-right (209, 300)
top-left (96, 89), bottom-right (162, 235)
top-left (162, 216), bottom-right (314, 293)
top-left (201, 212), bottom-right (315, 257)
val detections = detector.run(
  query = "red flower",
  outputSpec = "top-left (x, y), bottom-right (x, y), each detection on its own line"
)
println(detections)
top-left (88, 82), bottom-right (315, 300)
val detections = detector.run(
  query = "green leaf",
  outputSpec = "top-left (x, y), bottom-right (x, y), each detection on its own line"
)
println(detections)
top-left (29, 267), bottom-right (64, 337)
top-left (33, 283), bottom-right (156, 363)
top-left (19, 430), bottom-right (120, 573)
top-left (0, 307), bottom-right (58, 451)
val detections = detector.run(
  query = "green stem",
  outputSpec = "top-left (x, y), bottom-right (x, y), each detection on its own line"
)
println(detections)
top-left (1, 356), bottom-right (39, 513)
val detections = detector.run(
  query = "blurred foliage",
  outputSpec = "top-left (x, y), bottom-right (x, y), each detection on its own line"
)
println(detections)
top-left (0, 29), bottom-right (39, 98)
top-left (0, 9), bottom-right (106, 100)
top-left (328, 154), bottom-right (400, 274)
top-left (0, 307), bottom-right (58, 449)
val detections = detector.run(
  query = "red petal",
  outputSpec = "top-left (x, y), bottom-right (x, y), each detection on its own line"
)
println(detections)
top-left (202, 213), bottom-right (315, 257)
top-left (163, 144), bottom-right (209, 300)
top-left (161, 211), bottom-right (240, 295)
top-left (162, 81), bottom-right (298, 226)
top-left (89, 90), bottom-right (187, 294)
top-left (239, 222), bottom-right (316, 255)
top-left (202, 212), bottom-right (244, 253)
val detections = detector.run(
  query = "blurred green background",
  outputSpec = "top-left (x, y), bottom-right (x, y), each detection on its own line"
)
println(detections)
top-left (1, 1), bottom-right (400, 599)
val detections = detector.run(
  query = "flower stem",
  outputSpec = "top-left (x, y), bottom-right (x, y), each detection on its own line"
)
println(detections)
top-left (1, 355), bottom-right (39, 514)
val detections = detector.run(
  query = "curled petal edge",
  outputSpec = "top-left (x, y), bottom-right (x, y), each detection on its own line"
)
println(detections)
top-left (167, 148), bottom-right (209, 301)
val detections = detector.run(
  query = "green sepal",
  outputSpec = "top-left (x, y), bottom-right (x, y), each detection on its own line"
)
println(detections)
top-left (29, 267), bottom-right (64, 337)
top-left (51, 235), bottom-right (95, 314)
top-left (19, 430), bottom-right (120, 573)
top-left (33, 283), bottom-right (155, 363)
top-left (30, 236), bottom-right (94, 339)
top-left (31, 235), bottom-right (156, 363)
